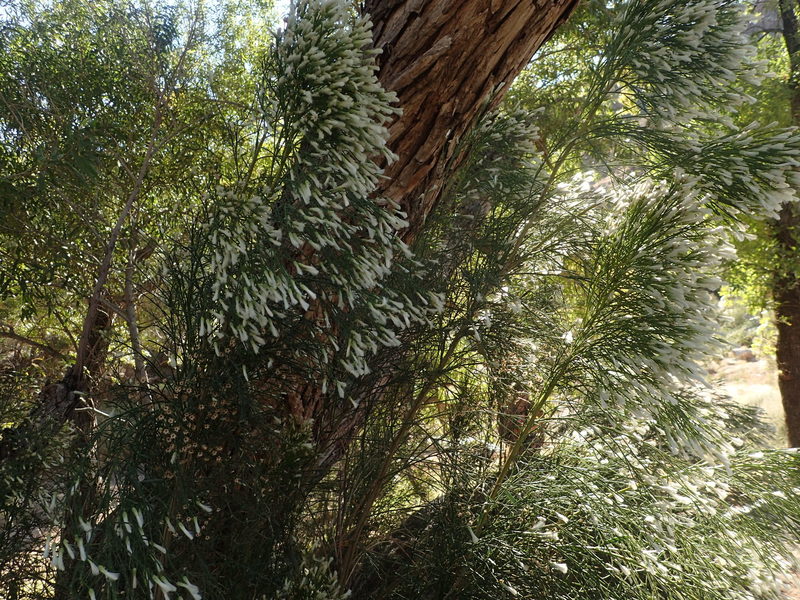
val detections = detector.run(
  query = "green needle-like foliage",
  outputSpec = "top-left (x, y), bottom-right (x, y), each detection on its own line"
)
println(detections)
top-left (2, 1), bottom-right (800, 599)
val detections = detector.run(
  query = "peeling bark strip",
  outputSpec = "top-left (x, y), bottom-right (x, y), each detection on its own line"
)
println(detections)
top-left (366, 0), bottom-right (579, 241)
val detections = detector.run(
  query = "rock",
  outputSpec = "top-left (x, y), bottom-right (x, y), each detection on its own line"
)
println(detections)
top-left (731, 347), bottom-right (757, 362)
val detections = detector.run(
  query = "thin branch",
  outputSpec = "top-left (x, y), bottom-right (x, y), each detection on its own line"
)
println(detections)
top-left (74, 0), bottom-right (202, 382)
top-left (124, 230), bottom-right (146, 383)
top-left (0, 325), bottom-right (67, 360)
top-left (52, 308), bottom-right (79, 354)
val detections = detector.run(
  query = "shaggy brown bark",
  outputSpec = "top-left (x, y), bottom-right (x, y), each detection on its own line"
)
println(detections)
top-left (366, 0), bottom-right (579, 240)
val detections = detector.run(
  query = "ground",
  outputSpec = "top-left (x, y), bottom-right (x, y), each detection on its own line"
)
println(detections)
top-left (709, 353), bottom-right (786, 447)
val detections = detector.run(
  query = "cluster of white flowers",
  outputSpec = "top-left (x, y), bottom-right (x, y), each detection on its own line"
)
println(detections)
top-left (512, 170), bottom-right (793, 469)
top-left (597, 425), bottom-right (797, 596)
top-left (610, 0), bottom-right (761, 118)
top-left (37, 487), bottom-right (207, 599)
top-left (206, 0), bottom-right (443, 401)
top-left (672, 122), bottom-right (800, 220)
top-left (490, 421), bottom-right (800, 600)
top-left (544, 177), bottom-right (726, 432)
top-left (586, 0), bottom-right (800, 227)
top-left (458, 109), bottom-right (543, 202)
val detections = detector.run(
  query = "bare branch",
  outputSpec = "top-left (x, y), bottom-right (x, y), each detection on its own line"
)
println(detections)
top-left (0, 325), bottom-right (67, 360)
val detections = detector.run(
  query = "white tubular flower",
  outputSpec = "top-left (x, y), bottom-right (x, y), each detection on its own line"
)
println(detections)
top-left (205, 0), bottom-right (440, 397)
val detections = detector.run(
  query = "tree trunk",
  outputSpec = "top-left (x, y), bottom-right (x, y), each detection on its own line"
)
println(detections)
top-left (302, 1), bottom-right (578, 587)
top-left (302, 0), bottom-right (578, 475)
top-left (774, 249), bottom-right (800, 448)
top-left (776, 0), bottom-right (800, 447)
top-left (366, 0), bottom-right (579, 240)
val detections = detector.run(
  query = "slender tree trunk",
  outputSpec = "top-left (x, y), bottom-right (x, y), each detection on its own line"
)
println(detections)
top-left (776, 0), bottom-right (800, 447)
top-left (775, 260), bottom-right (800, 448)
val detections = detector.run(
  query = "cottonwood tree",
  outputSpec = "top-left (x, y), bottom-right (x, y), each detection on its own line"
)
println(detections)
top-left (0, 0), bottom-right (577, 595)
top-left (4, 1), bottom-right (800, 599)
top-left (0, 0), bottom-right (577, 477)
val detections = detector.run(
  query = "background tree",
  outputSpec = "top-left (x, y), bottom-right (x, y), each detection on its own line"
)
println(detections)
top-left (772, 0), bottom-right (800, 446)
top-left (716, 0), bottom-right (800, 447)
top-left (0, 0), bottom-right (274, 592)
